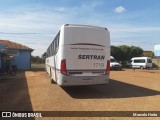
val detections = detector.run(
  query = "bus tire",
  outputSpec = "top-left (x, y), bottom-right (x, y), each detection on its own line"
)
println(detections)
top-left (50, 68), bottom-right (56, 84)
top-left (51, 78), bottom-right (55, 84)
top-left (50, 68), bottom-right (53, 83)
top-left (50, 75), bottom-right (56, 84)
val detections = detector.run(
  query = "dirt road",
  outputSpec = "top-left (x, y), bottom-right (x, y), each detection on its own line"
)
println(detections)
top-left (0, 68), bottom-right (160, 119)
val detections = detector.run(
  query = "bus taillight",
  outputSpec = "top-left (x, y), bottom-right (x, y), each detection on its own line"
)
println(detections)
top-left (61, 59), bottom-right (67, 75)
top-left (106, 60), bottom-right (110, 74)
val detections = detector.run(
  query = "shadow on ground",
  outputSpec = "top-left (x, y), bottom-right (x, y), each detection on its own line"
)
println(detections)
top-left (62, 79), bottom-right (160, 99)
top-left (0, 72), bottom-right (34, 119)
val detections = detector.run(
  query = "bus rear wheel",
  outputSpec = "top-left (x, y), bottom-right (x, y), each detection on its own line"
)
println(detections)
top-left (50, 73), bottom-right (56, 84)
top-left (51, 78), bottom-right (56, 84)
top-left (50, 68), bottom-right (54, 84)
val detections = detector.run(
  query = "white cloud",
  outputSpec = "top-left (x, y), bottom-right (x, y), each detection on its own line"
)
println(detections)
top-left (114, 6), bottom-right (126, 13)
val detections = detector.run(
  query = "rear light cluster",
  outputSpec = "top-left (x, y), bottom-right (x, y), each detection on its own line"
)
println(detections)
top-left (106, 60), bottom-right (110, 74)
top-left (61, 59), bottom-right (110, 75)
top-left (60, 59), bottom-right (67, 75)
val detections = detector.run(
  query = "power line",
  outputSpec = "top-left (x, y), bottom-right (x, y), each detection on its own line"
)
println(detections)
top-left (0, 32), bottom-right (159, 45)
top-left (111, 40), bottom-right (159, 45)
top-left (0, 32), bottom-right (53, 34)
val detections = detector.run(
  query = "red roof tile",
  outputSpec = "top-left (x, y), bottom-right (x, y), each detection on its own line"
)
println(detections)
top-left (0, 40), bottom-right (33, 51)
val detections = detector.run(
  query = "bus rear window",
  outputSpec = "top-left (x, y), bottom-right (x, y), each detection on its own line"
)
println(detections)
top-left (64, 27), bottom-right (109, 46)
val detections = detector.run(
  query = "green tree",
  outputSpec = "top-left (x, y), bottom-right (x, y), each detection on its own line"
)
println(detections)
top-left (111, 46), bottom-right (124, 61)
top-left (118, 45), bottom-right (131, 61)
top-left (111, 45), bottom-right (144, 61)
top-left (31, 55), bottom-right (45, 64)
top-left (130, 46), bottom-right (143, 58)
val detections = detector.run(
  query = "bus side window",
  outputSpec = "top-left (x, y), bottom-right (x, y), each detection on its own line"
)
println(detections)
top-left (57, 33), bottom-right (59, 47)
top-left (55, 37), bottom-right (57, 50)
top-left (50, 43), bottom-right (52, 56)
top-left (51, 42), bottom-right (54, 55)
top-left (53, 39), bottom-right (56, 55)
top-left (56, 32), bottom-right (60, 50)
top-left (45, 30), bottom-right (60, 57)
top-left (49, 46), bottom-right (52, 57)
top-left (47, 49), bottom-right (49, 57)
top-left (55, 32), bottom-right (60, 54)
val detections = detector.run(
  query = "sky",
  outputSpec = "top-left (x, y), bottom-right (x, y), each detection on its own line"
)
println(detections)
top-left (0, 0), bottom-right (160, 56)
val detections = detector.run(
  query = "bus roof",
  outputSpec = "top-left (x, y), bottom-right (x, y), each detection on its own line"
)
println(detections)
top-left (61, 24), bottom-right (108, 31)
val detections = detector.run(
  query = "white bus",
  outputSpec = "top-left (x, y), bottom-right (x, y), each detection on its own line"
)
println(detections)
top-left (130, 57), bottom-right (152, 69)
top-left (45, 24), bottom-right (110, 86)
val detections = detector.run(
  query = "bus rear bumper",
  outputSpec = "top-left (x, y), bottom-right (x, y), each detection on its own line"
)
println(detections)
top-left (58, 75), bottom-right (109, 86)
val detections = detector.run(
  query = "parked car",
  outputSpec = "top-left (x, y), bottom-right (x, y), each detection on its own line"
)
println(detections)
top-left (110, 56), bottom-right (122, 70)
top-left (130, 57), bottom-right (152, 69)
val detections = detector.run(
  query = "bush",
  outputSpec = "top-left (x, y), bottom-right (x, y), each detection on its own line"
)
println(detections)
top-left (152, 63), bottom-right (159, 68)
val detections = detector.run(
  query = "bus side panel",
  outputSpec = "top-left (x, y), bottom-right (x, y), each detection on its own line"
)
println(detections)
top-left (45, 56), bottom-right (56, 81)
top-left (54, 46), bottom-right (64, 84)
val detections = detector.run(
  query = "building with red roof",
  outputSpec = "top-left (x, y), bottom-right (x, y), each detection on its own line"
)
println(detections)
top-left (0, 40), bottom-right (33, 70)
